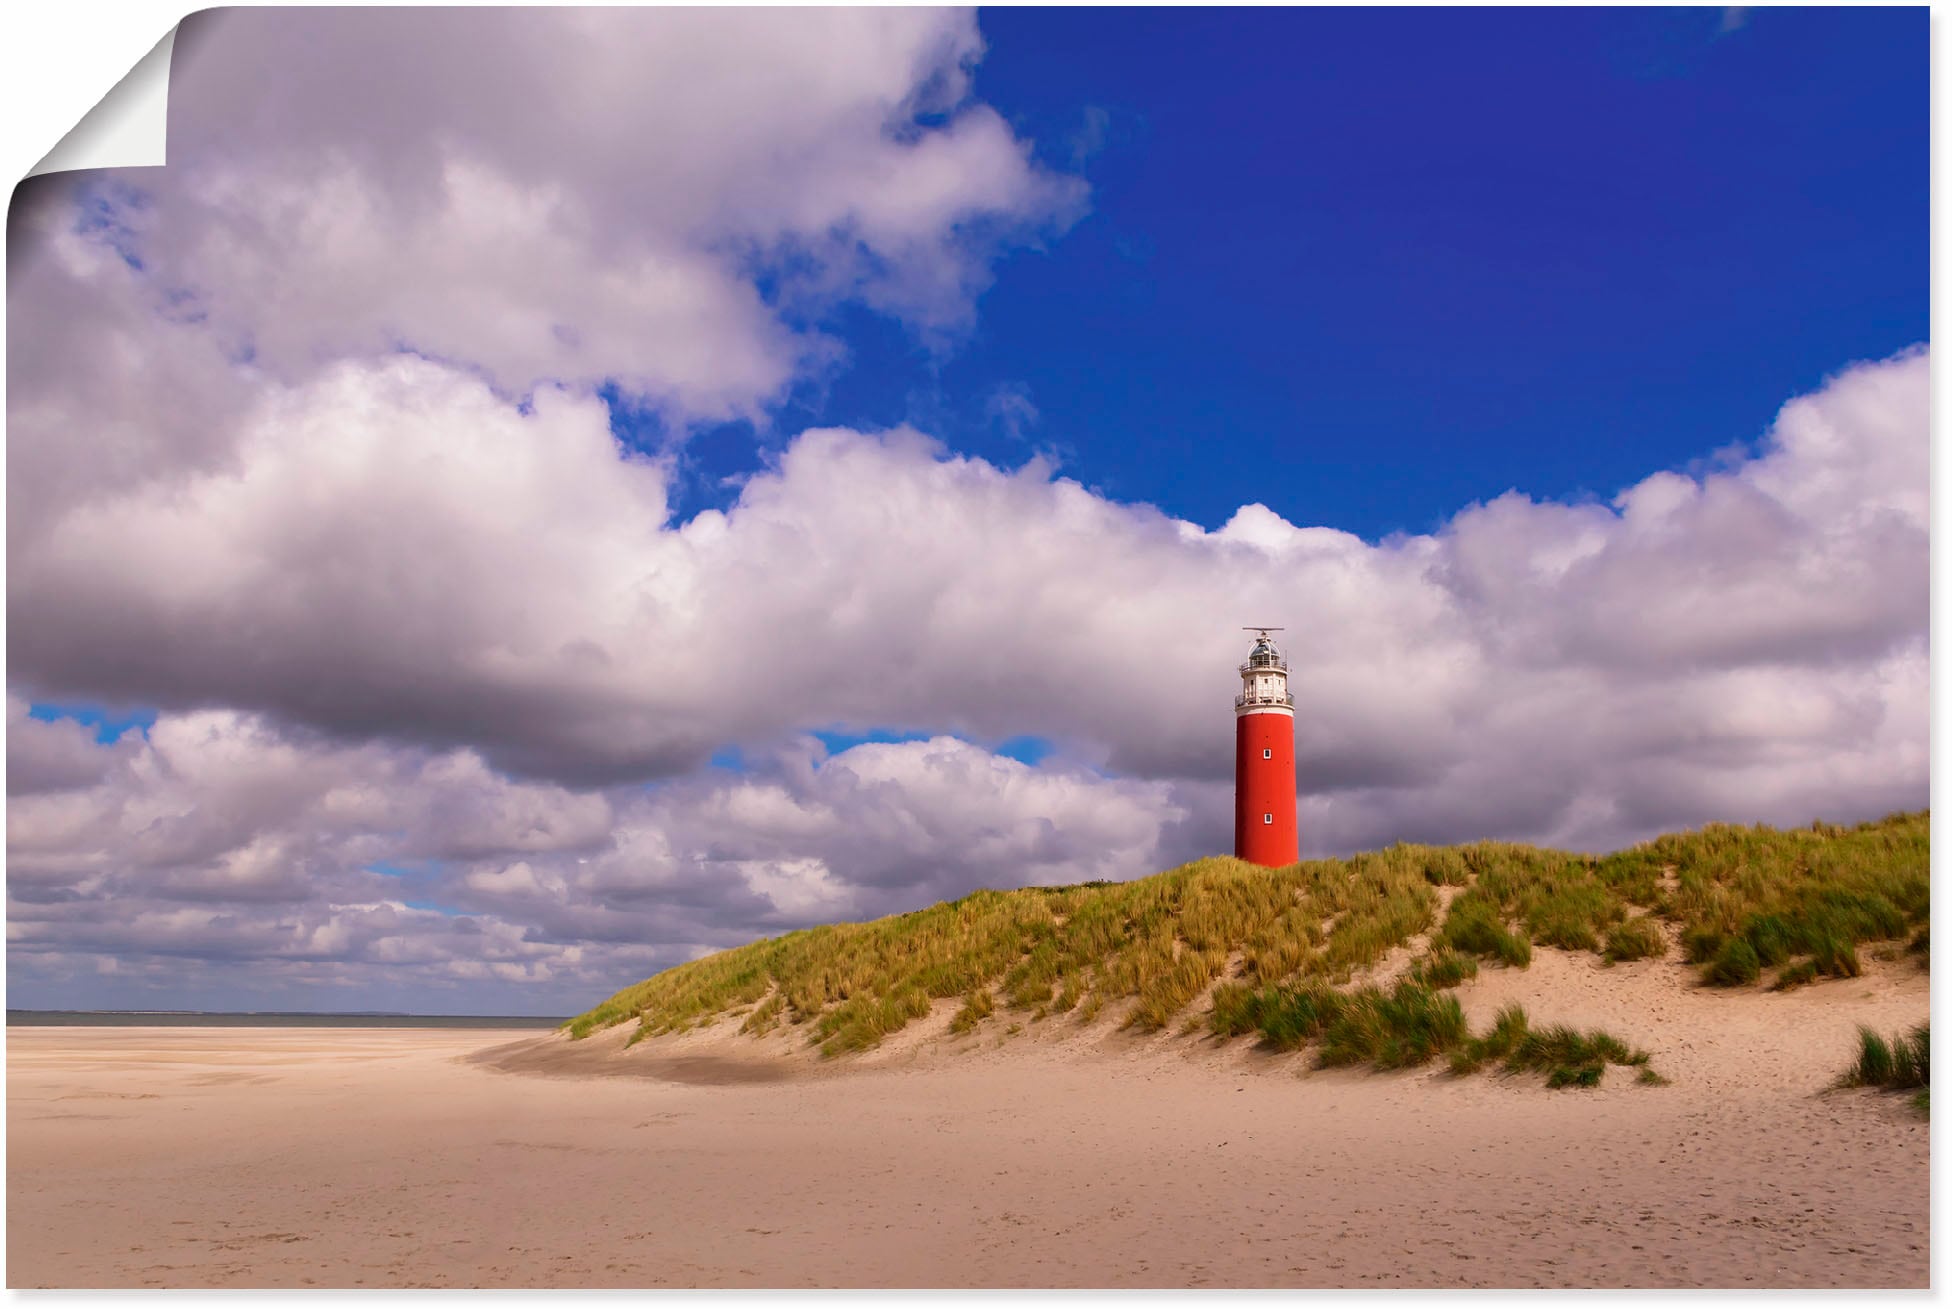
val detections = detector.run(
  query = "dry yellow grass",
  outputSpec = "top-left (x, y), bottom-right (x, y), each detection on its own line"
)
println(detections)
top-left (568, 811), bottom-right (1927, 1058)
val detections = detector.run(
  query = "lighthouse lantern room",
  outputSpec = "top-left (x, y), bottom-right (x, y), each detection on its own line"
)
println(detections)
top-left (1234, 627), bottom-right (1298, 867)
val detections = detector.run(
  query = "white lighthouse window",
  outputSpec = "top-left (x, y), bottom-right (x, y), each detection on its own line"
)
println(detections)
top-left (1262, 748), bottom-right (1271, 759)
top-left (1263, 813), bottom-right (1273, 824)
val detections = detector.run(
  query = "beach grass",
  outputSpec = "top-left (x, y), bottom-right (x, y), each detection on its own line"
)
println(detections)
top-left (566, 810), bottom-right (1926, 1056)
top-left (1405, 946), bottom-right (1479, 989)
top-left (949, 988), bottom-right (994, 1035)
top-left (1602, 916), bottom-right (1666, 963)
top-left (1313, 981), bottom-right (1469, 1070)
top-left (1447, 1002), bottom-right (1531, 1075)
top-left (1837, 1022), bottom-right (1929, 1092)
top-left (1446, 1003), bottom-right (1654, 1087)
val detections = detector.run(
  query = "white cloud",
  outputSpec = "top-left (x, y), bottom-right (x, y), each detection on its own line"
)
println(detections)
top-left (56, 8), bottom-right (1083, 420)
top-left (5, 714), bottom-right (1178, 1010)
top-left (6, 698), bottom-right (132, 795)
top-left (6, 709), bottom-right (610, 897)
top-left (13, 348), bottom-right (1925, 838)
top-left (6, 7), bottom-right (1085, 596)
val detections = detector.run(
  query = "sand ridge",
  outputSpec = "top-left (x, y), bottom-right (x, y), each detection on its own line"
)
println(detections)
top-left (7, 953), bottom-right (1930, 1288)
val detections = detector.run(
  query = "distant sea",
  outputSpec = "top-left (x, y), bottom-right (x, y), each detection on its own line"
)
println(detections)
top-left (7, 1010), bottom-right (563, 1029)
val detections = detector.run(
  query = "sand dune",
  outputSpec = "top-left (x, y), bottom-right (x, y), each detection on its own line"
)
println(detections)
top-left (7, 951), bottom-right (1928, 1288)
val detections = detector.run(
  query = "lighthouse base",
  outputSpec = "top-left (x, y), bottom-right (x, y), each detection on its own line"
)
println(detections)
top-left (1234, 710), bottom-right (1298, 867)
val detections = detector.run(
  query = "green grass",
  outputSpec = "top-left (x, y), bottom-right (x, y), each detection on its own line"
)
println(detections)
top-left (1448, 1003), bottom-right (1655, 1087)
top-left (1505, 1021), bottom-right (1651, 1088)
top-left (813, 986), bottom-right (930, 1055)
top-left (1837, 1022), bottom-right (1929, 1095)
top-left (1704, 937), bottom-right (1761, 986)
top-left (1666, 813), bottom-right (1927, 987)
top-left (1219, 991), bottom-right (1665, 1089)
top-left (1314, 981), bottom-right (1470, 1070)
top-left (1434, 894), bottom-right (1532, 967)
top-left (1218, 978), bottom-right (1494, 1075)
top-left (565, 811), bottom-right (1927, 1055)
top-left (738, 992), bottom-right (783, 1036)
top-left (949, 988), bottom-right (993, 1035)
top-left (1405, 946), bottom-right (1479, 989)
top-left (1211, 979), bottom-right (1346, 1050)
top-left (1602, 916), bottom-right (1666, 963)
top-left (1447, 1003), bottom-right (1531, 1075)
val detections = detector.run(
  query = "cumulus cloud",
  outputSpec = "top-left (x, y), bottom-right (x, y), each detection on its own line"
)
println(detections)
top-left (6, 713), bottom-right (1176, 1011)
top-left (6, 699), bottom-right (135, 796)
top-left (7, 8), bottom-right (1082, 545)
top-left (11, 346), bottom-right (1928, 823)
top-left (6, 708), bottom-right (608, 901)
top-left (97, 8), bottom-right (1077, 416)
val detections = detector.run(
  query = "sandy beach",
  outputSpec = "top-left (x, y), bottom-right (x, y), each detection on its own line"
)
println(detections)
top-left (7, 948), bottom-right (1929, 1289)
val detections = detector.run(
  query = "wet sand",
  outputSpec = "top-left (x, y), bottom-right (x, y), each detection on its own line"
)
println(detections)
top-left (7, 950), bottom-right (1930, 1288)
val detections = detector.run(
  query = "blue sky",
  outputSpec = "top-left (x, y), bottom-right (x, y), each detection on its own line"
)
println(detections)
top-left (664, 6), bottom-right (1925, 539)
top-left (7, 8), bottom-right (1928, 1013)
top-left (27, 700), bottom-right (158, 743)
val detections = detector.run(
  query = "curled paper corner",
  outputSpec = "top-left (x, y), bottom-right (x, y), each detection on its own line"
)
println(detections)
top-left (26, 25), bottom-right (177, 179)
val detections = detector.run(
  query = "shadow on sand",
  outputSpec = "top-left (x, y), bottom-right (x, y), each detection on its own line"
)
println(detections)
top-left (466, 1031), bottom-right (798, 1086)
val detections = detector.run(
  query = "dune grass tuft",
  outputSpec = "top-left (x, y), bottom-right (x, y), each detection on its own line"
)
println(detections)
top-left (1207, 982), bottom-right (1261, 1039)
top-left (1435, 895), bottom-right (1532, 967)
top-left (1447, 1003), bottom-right (1654, 1087)
top-left (1705, 937), bottom-right (1761, 986)
top-left (1209, 984), bottom-right (1663, 1088)
top-left (1314, 981), bottom-right (1469, 1070)
top-left (1222, 979), bottom-right (1347, 1051)
top-left (738, 992), bottom-right (784, 1036)
top-left (949, 988), bottom-right (994, 1035)
top-left (813, 986), bottom-right (931, 1056)
top-left (1603, 916), bottom-right (1666, 963)
top-left (1837, 1022), bottom-right (1929, 1095)
top-left (1405, 946), bottom-right (1479, 989)
top-left (1505, 1022), bottom-right (1650, 1088)
top-left (1447, 1003), bottom-right (1530, 1075)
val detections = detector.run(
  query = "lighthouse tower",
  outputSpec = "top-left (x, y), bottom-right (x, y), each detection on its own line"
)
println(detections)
top-left (1234, 628), bottom-right (1298, 866)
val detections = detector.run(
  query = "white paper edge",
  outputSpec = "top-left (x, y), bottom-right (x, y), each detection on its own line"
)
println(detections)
top-left (24, 22), bottom-right (176, 179)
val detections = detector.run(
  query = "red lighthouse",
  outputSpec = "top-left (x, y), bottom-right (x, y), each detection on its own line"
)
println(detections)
top-left (1234, 627), bottom-right (1298, 866)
